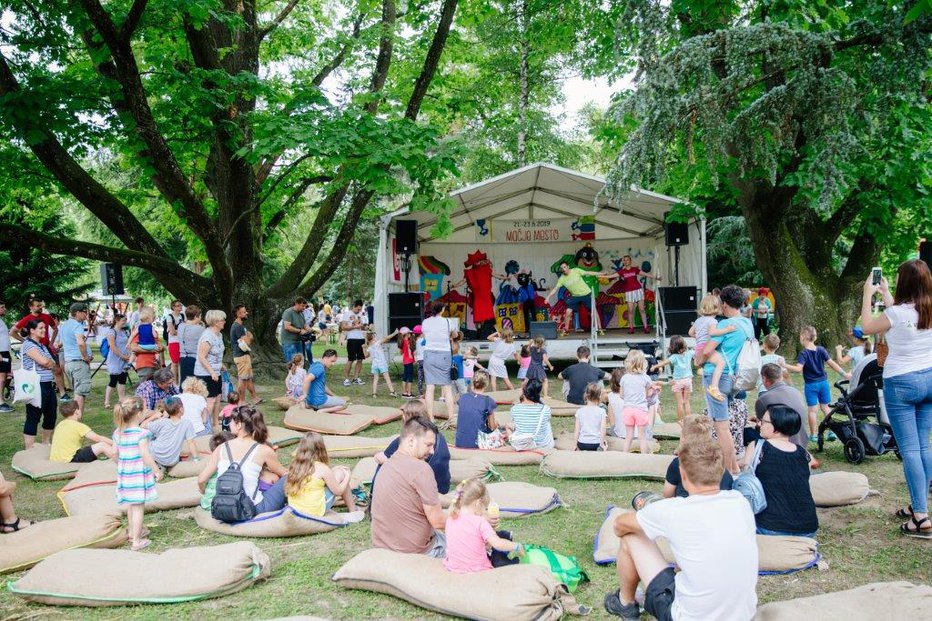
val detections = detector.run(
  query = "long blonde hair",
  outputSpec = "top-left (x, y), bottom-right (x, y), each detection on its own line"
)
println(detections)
top-left (449, 478), bottom-right (489, 519)
top-left (624, 349), bottom-right (647, 374)
top-left (113, 396), bottom-right (144, 430)
top-left (285, 432), bottom-right (330, 496)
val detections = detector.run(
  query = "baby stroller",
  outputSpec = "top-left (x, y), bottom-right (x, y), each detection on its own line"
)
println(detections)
top-left (817, 353), bottom-right (899, 464)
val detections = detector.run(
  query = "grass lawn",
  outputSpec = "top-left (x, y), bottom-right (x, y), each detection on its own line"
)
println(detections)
top-left (1, 361), bottom-right (927, 620)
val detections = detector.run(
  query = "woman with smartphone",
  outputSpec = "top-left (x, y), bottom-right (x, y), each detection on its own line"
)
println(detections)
top-left (860, 260), bottom-right (932, 539)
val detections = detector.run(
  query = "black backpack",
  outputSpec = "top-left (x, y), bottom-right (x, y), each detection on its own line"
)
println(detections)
top-left (211, 442), bottom-right (260, 523)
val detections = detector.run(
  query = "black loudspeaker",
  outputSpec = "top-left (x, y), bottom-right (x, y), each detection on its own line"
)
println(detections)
top-left (920, 240), bottom-right (931, 267)
top-left (388, 292), bottom-right (423, 333)
top-left (529, 321), bottom-right (557, 340)
top-left (100, 263), bottom-right (124, 295)
top-left (662, 310), bottom-right (697, 335)
top-left (396, 220), bottom-right (418, 254)
top-left (664, 219), bottom-right (689, 247)
top-left (659, 286), bottom-right (697, 311)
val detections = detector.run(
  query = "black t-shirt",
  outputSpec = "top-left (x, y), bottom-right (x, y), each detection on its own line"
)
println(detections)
top-left (665, 457), bottom-right (734, 497)
top-left (754, 441), bottom-right (818, 534)
top-left (561, 362), bottom-right (605, 405)
top-left (230, 322), bottom-right (247, 357)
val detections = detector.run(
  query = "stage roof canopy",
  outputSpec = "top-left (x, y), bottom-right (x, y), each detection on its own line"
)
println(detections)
top-left (384, 162), bottom-right (687, 241)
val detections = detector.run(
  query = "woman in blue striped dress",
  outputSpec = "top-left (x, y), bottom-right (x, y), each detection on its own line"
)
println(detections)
top-left (113, 396), bottom-right (162, 550)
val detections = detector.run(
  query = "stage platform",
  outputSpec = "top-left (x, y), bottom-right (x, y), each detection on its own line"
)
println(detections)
top-left (462, 329), bottom-right (671, 364)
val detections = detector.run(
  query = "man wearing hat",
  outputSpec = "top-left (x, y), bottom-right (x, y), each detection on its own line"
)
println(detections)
top-left (60, 303), bottom-right (94, 410)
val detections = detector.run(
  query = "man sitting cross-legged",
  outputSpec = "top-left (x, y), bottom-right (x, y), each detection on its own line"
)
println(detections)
top-left (605, 437), bottom-right (758, 620)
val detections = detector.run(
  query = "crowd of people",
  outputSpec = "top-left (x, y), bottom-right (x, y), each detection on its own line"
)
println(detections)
top-left (0, 259), bottom-right (929, 619)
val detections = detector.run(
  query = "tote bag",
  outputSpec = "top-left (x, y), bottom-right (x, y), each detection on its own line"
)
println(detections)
top-left (13, 367), bottom-right (42, 407)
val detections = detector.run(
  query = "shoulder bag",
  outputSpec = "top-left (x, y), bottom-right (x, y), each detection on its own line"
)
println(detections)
top-left (509, 404), bottom-right (546, 451)
top-left (732, 439), bottom-right (767, 514)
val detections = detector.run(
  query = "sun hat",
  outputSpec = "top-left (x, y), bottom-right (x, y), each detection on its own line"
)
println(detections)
top-left (851, 326), bottom-right (864, 339)
top-left (399, 327), bottom-right (411, 334)
top-left (413, 325), bottom-right (422, 335)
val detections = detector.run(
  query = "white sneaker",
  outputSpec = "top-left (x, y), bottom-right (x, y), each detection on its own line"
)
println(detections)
top-left (344, 510), bottom-right (366, 524)
top-left (342, 379), bottom-right (351, 387)
top-left (353, 378), bottom-right (364, 385)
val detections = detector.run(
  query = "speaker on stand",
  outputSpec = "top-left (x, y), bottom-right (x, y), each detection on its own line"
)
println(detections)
top-left (395, 220), bottom-right (418, 292)
top-left (100, 263), bottom-right (125, 296)
top-left (664, 214), bottom-right (689, 286)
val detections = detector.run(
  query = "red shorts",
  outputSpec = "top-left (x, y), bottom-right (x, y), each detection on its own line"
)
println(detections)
top-left (168, 342), bottom-right (181, 364)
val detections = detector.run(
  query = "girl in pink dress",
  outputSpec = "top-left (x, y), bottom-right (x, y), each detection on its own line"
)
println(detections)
top-left (444, 479), bottom-right (525, 573)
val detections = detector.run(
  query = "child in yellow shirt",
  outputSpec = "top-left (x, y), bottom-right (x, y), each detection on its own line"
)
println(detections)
top-left (50, 401), bottom-right (116, 463)
top-left (285, 432), bottom-right (364, 523)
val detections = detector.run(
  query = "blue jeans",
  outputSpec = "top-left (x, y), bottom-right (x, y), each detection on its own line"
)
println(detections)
top-left (883, 367), bottom-right (932, 514)
top-left (757, 526), bottom-right (818, 539)
top-left (255, 475), bottom-right (288, 514)
top-left (702, 372), bottom-right (735, 421)
top-left (282, 343), bottom-right (303, 364)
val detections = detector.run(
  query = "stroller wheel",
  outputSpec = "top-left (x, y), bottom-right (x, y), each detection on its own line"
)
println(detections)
top-left (843, 437), bottom-right (866, 464)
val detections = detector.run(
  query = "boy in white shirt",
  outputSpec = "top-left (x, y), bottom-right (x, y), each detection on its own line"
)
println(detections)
top-left (605, 437), bottom-right (758, 620)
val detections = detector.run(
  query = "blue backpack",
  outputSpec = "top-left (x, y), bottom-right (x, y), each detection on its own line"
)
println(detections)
top-left (732, 440), bottom-right (767, 514)
top-left (99, 333), bottom-right (110, 360)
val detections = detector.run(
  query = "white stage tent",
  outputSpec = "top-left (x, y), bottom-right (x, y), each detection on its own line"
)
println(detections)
top-left (373, 162), bottom-right (706, 342)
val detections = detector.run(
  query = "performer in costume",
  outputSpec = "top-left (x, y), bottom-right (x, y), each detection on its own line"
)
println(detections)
top-left (545, 260), bottom-right (614, 337)
top-left (516, 270), bottom-right (537, 337)
top-left (573, 243), bottom-right (608, 333)
top-left (452, 250), bottom-right (497, 326)
top-left (605, 254), bottom-right (662, 334)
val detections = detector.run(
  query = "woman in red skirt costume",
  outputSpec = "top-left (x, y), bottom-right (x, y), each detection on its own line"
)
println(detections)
top-left (607, 255), bottom-right (662, 334)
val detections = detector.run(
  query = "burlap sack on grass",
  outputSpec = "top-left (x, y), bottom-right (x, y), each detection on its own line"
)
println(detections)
top-left (332, 548), bottom-right (574, 621)
top-left (448, 446), bottom-right (548, 465)
top-left (323, 435), bottom-right (396, 458)
top-left (553, 430), bottom-right (660, 454)
top-left (0, 514), bottom-right (127, 574)
top-left (810, 471), bottom-right (870, 507)
top-left (271, 396), bottom-right (297, 411)
top-left (8, 542), bottom-right (270, 606)
top-left (485, 389), bottom-right (522, 405)
top-left (540, 450), bottom-right (672, 480)
top-left (166, 459), bottom-right (207, 478)
top-left (342, 404), bottom-right (402, 425)
top-left (431, 401), bottom-right (459, 419)
top-left (59, 477), bottom-right (202, 517)
top-left (11, 445), bottom-right (81, 481)
top-left (439, 481), bottom-right (561, 519)
top-left (194, 506), bottom-right (348, 537)
top-left (594, 507), bottom-right (820, 574)
top-left (542, 396), bottom-right (577, 416)
top-left (188, 425), bottom-right (303, 456)
top-left (283, 406), bottom-right (374, 435)
top-left (753, 581), bottom-right (932, 620)
top-left (59, 459), bottom-right (117, 492)
top-left (651, 421), bottom-right (682, 440)
top-left (352, 457), bottom-right (499, 488)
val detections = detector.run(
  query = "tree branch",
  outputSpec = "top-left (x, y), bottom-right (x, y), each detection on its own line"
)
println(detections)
top-left (258, 0), bottom-right (301, 41)
top-left (405, 0), bottom-right (458, 120)
top-left (120, 0), bottom-right (148, 41)
top-left (365, 0), bottom-right (396, 114)
top-left (263, 175), bottom-right (331, 238)
top-left (0, 52), bottom-right (173, 265)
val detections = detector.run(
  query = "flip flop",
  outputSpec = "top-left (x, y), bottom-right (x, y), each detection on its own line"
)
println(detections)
top-left (131, 538), bottom-right (152, 551)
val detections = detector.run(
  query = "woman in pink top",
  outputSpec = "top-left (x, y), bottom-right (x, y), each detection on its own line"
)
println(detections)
top-left (444, 479), bottom-right (524, 573)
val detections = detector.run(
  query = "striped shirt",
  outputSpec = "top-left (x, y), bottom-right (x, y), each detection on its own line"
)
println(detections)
top-left (113, 427), bottom-right (158, 504)
top-left (509, 403), bottom-right (554, 449)
top-left (21, 339), bottom-right (54, 382)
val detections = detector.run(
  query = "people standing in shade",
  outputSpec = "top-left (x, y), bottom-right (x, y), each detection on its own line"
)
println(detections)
top-left (421, 301), bottom-right (459, 421)
top-left (751, 288), bottom-right (772, 341)
top-left (545, 261), bottom-right (597, 337)
top-left (194, 310), bottom-right (226, 431)
top-left (605, 255), bottom-right (662, 335)
top-left (177, 305), bottom-right (205, 384)
top-left (163, 300), bottom-right (184, 384)
top-left (129, 307), bottom-right (165, 383)
top-left (786, 326), bottom-right (850, 442)
top-left (341, 300), bottom-right (369, 387)
top-left (370, 416), bottom-right (447, 557)
top-left (13, 297), bottom-right (67, 400)
top-left (18, 319), bottom-right (58, 448)
top-left (559, 346), bottom-right (611, 405)
top-left (302, 301), bottom-right (317, 365)
top-left (698, 285), bottom-right (755, 475)
top-left (230, 304), bottom-right (260, 404)
top-left (59, 303), bottom-right (93, 411)
top-left (280, 297), bottom-right (311, 365)
top-left (859, 259), bottom-right (932, 539)
top-left (300, 349), bottom-right (348, 413)
top-left (104, 314), bottom-right (132, 409)
top-left (0, 300), bottom-right (12, 413)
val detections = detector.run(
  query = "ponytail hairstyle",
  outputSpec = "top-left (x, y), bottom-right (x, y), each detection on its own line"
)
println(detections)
top-left (533, 334), bottom-right (546, 349)
top-left (584, 381), bottom-right (603, 405)
top-left (449, 478), bottom-right (489, 520)
top-left (519, 343), bottom-right (531, 358)
top-left (114, 396), bottom-right (144, 430)
top-left (610, 367), bottom-right (625, 393)
top-left (231, 405), bottom-right (268, 444)
top-left (501, 328), bottom-right (514, 343)
top-left (287, 354), bottom-right (305, 374)
top-left (284, 432), bottom-right (329, 496)
top-left (19, 318), bottom-right (43, 340)
top-left (365, 331), bottom-right (376, 346)
top-left (863, 337), bottom-right (873, 355)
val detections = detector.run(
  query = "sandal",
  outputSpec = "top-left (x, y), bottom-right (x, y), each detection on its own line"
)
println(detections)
top-left (389, 391), bottom-right (398, 397)
top-left (900, 515), bottom-right (932, 539)
top-left (706, 386), bottom-right (726, 402)
top-left (0, 517), bottom-right (35, 533)
top-left (895, 505), bottom-right (914, 519)
top-left (131, 538), bottom-right (152, 551)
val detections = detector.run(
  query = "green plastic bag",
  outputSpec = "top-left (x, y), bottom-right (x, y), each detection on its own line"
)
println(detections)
top-left (519, 544), bottom-right (589, 593)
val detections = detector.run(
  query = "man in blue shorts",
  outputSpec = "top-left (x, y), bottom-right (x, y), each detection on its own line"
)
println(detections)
top-left (700, 284), bottom-right (754, 474)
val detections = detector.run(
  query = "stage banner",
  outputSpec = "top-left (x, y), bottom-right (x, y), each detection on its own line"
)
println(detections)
top-left (420, 273), bottom-right (445, 300)
top-left (486, 218), bottom-right (583, 244)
